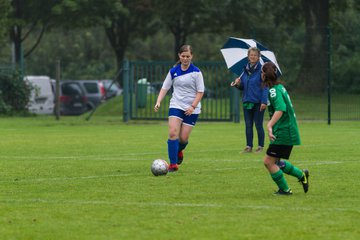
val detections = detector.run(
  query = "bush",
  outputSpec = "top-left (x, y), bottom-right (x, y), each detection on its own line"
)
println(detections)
top-left (0, 70), bottom-right (32, 115)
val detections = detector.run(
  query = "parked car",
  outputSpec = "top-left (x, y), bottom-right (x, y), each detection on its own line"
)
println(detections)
top-left (52, 80), bottom-right (89, 115)
top-left (24, 75), bottom-right (55, 114)
top-left (77, 80), bottom-right (106, 109)
top-left (101, 79), bottom-right (122, 100)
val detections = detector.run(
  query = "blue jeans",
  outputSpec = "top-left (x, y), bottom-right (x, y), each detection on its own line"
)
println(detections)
top-left (243, 103), bottom-right (265, 148)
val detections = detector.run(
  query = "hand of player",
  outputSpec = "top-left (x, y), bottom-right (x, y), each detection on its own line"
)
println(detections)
top-left (268, 127), bottom-right (276, 141)
top-left (185, 106), bottom-right (195, 116)
top-left (154, 103), bottom-right (160, 112)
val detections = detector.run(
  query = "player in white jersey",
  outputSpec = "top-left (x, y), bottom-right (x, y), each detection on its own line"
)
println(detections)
top-left (154, 45), bottom-right (205, 172)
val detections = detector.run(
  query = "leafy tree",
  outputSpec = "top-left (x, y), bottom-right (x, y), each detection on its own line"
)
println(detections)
top-left (9, 0), bottom-right (63, 65)
top-left (227, 0), bottom-right (333, 93)
top-left (331, 0), bottom-right (360, 93)
top-left (154, 0), bottom-right (228, 60)
top-left (295, 0), bottom-right (359, 93)
top-left (8, 0), bottom-right (155, 83)
top-left (0, 70), bottom-right (32, 114)
top-left (54, 0), bottom-right (157, 84)
top-left (25, 27), bottom-right (115, 80)
top-left (225, 0), bottom-right (272, 34)
top-left (4, 0), bottom-right (360, 95)
top-left (0, 0), bottom-right (12, 46)
top-left (103, 0), bottom-right (156, 75)
top-left (295, 0), bottom-right (330, 93)
top-left (259, 0), bottom-right (357, 93)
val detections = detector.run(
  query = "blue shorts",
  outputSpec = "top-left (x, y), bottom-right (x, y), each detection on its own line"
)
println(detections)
top-left (168, 108), bottom-right (199, 127)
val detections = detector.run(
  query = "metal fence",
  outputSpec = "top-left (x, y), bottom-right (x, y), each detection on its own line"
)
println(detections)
top-left (0, 65), bottom-right (15, 76)
top-left (122, 60), bottom-right (360, 123)
top-left (122, 60), bottom-right (237, 122)
top-left (121, 26), bottom-right (360, 123)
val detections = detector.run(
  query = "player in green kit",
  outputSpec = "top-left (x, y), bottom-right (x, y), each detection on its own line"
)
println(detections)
top-left (261, 62), bottom-right (309, 195)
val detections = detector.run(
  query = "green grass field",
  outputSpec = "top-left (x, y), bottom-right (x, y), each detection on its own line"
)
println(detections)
top-left (0, 116), bottom-right (359, 239)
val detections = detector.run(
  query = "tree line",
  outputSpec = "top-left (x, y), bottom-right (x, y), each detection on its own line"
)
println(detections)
top-left (0, 0), bottom-right (359, 94)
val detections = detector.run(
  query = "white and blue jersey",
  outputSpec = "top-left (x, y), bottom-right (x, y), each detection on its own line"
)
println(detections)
top-left (162, 63), bottom-right (205, 114)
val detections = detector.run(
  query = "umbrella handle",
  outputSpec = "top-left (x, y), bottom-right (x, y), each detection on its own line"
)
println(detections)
top-left (230, 78), bottom-right (241, 87)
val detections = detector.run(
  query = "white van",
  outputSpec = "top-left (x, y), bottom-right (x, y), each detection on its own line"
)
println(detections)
top-left (24, 76), bottom-right (55, 114)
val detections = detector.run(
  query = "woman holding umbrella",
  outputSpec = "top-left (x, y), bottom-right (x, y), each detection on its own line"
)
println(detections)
top-left (231, 47), bottom-right (268, 153)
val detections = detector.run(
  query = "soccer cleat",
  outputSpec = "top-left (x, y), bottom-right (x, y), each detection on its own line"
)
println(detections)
top-left (168, 164), bottom-right (179, 172)
top-left (274, 189), bottom-right (293, 195)
top-left (177, 151), bottom-right (184, 165)
top-left (299, 169), bottom-right (309, 193)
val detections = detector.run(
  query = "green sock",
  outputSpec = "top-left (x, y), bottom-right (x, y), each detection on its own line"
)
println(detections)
top-left (279, 160), bottom-right (303, 179)
top-left (271, 170), bottom-right (290, 191)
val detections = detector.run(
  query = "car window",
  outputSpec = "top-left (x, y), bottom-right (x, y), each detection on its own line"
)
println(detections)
top-left (83, 82), bottom-right (99, 93)
top-left (62, 83), bottom-right (83, 95)
top-left (105, 83), bottom-right (116, 91)
top-left (109, 85), bottom-right (118, 91)
top-left (103, 81), bottom-right (119, 91)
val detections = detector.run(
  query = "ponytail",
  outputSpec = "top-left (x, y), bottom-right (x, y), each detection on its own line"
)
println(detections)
top-left (262, 62), bottom-right (278, 87)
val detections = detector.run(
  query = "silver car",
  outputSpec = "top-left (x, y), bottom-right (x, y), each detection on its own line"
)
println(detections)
top-left (77, 80), bottom-right (106, 109)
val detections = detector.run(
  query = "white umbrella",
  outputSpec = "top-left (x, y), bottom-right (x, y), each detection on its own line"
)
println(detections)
top-left (220, 37), bottom-right (282, 76)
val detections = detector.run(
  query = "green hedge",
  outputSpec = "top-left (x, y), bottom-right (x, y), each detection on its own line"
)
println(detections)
top-left (0, 70), bottom-right (32, 115)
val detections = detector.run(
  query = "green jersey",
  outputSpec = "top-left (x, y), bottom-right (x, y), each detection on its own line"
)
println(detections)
top-left (267, 84), bottom-right (301, 145)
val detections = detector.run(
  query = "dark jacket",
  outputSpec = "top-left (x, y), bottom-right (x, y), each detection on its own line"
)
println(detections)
top-left (236, 62), bottom-right (268, 104)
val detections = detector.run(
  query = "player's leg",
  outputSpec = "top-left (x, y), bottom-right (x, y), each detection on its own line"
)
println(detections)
top-left (276, 160), bottom-right (304, 179)
top-left (167, 109), bottom-right (184, 171)
top-left (264, 155), bottom-right (291, 195)
top-left (177, 113), bottom-right (199, 164)
top-left (276, 161), bottom-right (309, 193)
top-left (177, 127), bottom-right (188, 165)
top-left (264, 144), bottom-right (293, 195)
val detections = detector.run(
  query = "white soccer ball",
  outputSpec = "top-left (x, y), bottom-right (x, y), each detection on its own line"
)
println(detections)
top-left (151, 159), bottom-right (169, 176)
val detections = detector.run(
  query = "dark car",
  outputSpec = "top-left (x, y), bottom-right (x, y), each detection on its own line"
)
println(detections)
top-left (58, 81), bottom-right (88, 115)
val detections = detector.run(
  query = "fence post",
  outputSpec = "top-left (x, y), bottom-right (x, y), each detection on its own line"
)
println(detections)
top-left (20, 43), bottom-right (25, 79)
top-left (327, 26), bottom-right (332, 125)
top-left (55, 60), bottom-right (61, 120)
top-left (123, 59), bottom-right (130, 122)
top-left (233, 87), bottom-right (240, 123)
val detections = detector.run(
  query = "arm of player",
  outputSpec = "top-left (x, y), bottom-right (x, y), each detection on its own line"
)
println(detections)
top-left (267, 110), bottom-right (283, 141)
top-left (154, 88), bottom-right (169, 112)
